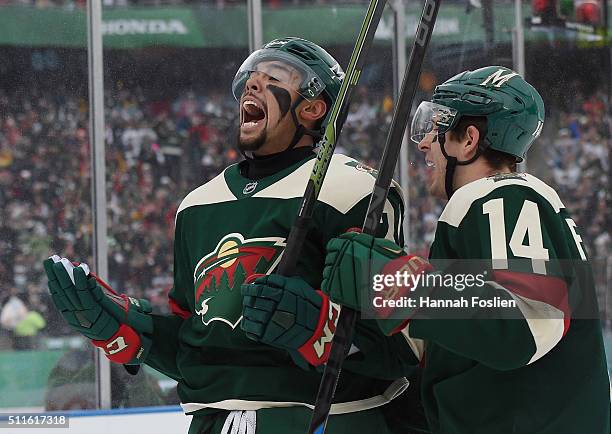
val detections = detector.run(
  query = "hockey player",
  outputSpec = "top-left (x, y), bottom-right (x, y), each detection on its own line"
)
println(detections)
top-left (321, 66), bottom-right (611, 433)
top-left (43, 38), bottom-right (423, 434)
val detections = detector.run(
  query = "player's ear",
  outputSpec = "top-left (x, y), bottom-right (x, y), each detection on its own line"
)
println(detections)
top-left (298, 98), bottom-right (327, 127)
top-left (462, 125), bottom-right (480, 160)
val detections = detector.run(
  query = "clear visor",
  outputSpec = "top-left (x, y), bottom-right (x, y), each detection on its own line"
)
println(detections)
top-left (231, 49), bottom-right (326, 101)
top-left (410, 101), bottom-right (458, 144)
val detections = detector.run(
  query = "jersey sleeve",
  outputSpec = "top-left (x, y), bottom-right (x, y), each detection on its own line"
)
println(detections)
top-left (409, 180), bottom-right (582, 370)
top-left (144, 211), bottom-right (192, 381)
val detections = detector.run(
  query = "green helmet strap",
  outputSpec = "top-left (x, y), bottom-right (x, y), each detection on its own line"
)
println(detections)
top-left (437, 132), bottom-right (456, 199)
top-left (437, 131), bottom-right (484, 199)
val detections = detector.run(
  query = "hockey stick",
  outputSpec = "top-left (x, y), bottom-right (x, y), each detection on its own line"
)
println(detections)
top-left (307, 1), bottom-right (441, 433)
top-left (276, 0), bottom-right (386, 275)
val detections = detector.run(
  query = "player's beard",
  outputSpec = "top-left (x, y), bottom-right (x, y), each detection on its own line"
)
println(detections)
top-left (236, 127), bottom-right (267, 152)
top-left (237, 86), bottom-right (291, 153)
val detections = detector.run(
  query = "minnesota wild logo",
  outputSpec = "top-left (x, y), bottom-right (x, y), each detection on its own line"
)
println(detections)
top-left (194, 233), bottom-right (285, 328)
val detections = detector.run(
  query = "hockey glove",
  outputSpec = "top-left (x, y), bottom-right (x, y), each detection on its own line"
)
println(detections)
top-left (43, 255), bottom-right (153, 365)
top-left (241, 274), bottom-right (339, 368)
top-left (322, 232), bottom-right (433, 335)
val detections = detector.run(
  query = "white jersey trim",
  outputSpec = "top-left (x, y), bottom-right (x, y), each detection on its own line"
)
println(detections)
top-left (383, 199), bottom-right (396, 242)
top-left (488, 281), bottom-right (565, 365)
top-left (400, 323), bottom-right (426, 361)
top-left (250, 158), bottom-right (312, 200)
top-left (439, 173), bottom-right (565, 228)
top-left (176, 167), bottom-right (237, 217)
top-left (180, 377), bottom-right (409, 415)
top-left (254, 153), bottom-right (400, 215)
top-left (175, 155), bottom-right (402, 218)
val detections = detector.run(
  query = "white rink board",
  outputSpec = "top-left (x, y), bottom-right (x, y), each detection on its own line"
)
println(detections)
top-left (3, 399), bottom-right (610, 433)
top-left (0, 406), bottom-right (192, 434)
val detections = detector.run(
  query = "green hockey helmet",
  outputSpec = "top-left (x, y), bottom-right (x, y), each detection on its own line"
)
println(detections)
top-left (411, 66), bottom-right (545, 161)
top-left (232, 37), bottom-right (344, 105)
top-left (232, 37), bottom-right (344, 151)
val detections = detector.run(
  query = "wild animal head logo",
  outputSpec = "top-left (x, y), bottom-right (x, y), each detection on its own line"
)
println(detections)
top-left (194, 233), bottom-right (285, 328)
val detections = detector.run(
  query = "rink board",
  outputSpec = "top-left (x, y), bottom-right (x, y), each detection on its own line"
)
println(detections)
top-left (0, 406), bottom-right (191, 434)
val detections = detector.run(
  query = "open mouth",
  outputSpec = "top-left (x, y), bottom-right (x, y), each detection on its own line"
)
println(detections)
top-left (241, 99), bottom-right (266, 128)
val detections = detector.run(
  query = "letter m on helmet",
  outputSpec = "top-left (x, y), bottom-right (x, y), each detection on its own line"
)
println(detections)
top-left (480, 69), bottom-right (519, 87)
top-left (330, 63), bottom-right (345, 80)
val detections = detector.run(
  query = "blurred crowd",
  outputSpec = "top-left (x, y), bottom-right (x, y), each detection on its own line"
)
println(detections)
top-left (544, 91), bottom-right (609, 260)
top-left (0, 80), bottom-right (609, 344)
top-left (542, 90), bottom-right (611, 325)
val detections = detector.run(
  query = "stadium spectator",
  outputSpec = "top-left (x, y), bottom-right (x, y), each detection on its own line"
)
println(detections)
top-left (0, 287), bottom-right (28, 348)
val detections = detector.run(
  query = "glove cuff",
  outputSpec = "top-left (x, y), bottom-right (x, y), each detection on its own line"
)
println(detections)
top-left (124, 296), bottom-right (154, 334)
top-left (297, 291), bottom-right (340, 366)
top-left (91, 323), bottom-right (152, 365)
top-left (376, 255), bottom-right (434, 335)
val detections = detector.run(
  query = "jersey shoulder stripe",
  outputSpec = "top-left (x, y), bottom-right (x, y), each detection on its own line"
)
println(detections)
top-left (254, 153), bottom-right (394, 214)
top-left (175, 154), bottom-right (402, 218)
top-left (439, 173), bottom-right (565, 228)
top-left (326, 155), bottom-right (405, 212)
top-left (176, 165), bottom-right (237, 217)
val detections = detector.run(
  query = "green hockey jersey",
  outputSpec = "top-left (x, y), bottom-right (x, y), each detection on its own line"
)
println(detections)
top-left (145, 153), bottom-right (417, 417)
top-left (403, 173), bottom-right (610, 434)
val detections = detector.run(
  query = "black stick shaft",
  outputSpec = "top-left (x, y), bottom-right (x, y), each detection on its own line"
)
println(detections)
top-left (307, 2), bottom-right (441, 433)
top-left (277, 0), bottom-right (387, 276)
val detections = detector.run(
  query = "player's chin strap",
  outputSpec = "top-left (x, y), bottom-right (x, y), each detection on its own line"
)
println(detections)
top-left (287, 96), bottom-right (323, 150)
top-left (437, 133), bottom-right (483, 200)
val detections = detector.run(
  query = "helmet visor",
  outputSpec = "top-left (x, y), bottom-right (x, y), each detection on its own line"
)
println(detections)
top-left (232, 49), bottom-right (326, 101)
top-left (410, 101), bottom-right (458, 144)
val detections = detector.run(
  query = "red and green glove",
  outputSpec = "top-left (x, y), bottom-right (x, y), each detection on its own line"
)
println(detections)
top-left (241, 274), bottom-right (340, 368)
top-left (43, 255), bottom-right (153, 365)
top-left (322, 232), bottom-right (433, 335)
